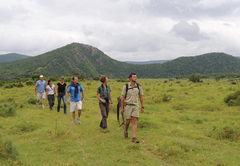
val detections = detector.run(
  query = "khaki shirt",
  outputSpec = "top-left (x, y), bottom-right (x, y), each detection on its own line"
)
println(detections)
top-left (121, 82), bottom-right (144, 105)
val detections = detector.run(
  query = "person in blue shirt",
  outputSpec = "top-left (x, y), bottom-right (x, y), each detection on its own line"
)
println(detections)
top-left (35, 75), bottom-right (47, 109)
top-left (67, 76), bottom-right (85, 125)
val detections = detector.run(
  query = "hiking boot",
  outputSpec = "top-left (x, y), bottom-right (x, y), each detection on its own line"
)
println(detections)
top-left (77, 118), bottom-right (81, 124)
top-left (73, 121), bottom-right (76, 125)
top-left (132, 137), bottom-right (139, 143)
top-left (124, 131), bottom-right (128, 139)
top-left (36, 103), bottom-right (39, 107)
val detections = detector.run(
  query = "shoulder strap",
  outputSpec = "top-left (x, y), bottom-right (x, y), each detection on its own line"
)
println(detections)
top-left (125, 83), bottom-right (128, 99)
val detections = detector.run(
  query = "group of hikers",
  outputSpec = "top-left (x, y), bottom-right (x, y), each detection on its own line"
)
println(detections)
top-left (35, 72), bottom-right (144, 143)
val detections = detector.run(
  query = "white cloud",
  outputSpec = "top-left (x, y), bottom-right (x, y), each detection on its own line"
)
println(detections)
top-left (0, 0), bottom-right (240, 60)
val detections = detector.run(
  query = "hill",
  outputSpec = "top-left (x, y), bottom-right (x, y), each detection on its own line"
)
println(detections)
top-left (0, 53), bottom-right (30, 63)
top-left (124, 60), bottom-right (170, 64)
top-left (0, 43), bottom-right (131, 80)
top-left (161, 53), bottom-right (240, 76)
top-left (1, 43), bottom-right (240, 80)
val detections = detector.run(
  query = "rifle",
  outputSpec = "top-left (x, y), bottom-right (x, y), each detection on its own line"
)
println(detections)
top-left (117, 97), bottom-right (127, 138)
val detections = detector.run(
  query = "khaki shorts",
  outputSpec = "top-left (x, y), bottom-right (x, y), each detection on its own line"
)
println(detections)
top-left (124, 105), bottom-right (139, 119)
top-left (37, 92), bottom-right (45, 100)
top-left (70, 101), bottom-right (82, 112)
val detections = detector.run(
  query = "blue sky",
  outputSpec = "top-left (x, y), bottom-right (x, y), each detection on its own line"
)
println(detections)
top-left (0, 0), bottom-right (240, 61)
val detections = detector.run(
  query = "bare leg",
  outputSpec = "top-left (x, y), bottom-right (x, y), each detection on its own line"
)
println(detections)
top-left (125, 119), bottom-right (131, 133)
top-left (78, 109), bottom-right (81, 118)
top-left (72, 112), bottom-right (75, 122)
top-left (42, 98), bottom-right (45, 105)
top-left (37, 100), bottom-right (39, 103)
top-left (132, 117), bottom-right (137, 138)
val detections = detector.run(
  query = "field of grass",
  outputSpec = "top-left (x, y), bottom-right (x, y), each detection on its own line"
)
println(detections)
top-left (0, 78), bottom-right (240, 165)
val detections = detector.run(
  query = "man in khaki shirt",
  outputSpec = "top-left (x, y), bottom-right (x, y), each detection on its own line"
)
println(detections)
top-left (121, 72), bottom-right (144, 143)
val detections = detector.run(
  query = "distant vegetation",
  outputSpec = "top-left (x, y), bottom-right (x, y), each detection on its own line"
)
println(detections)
top-left (1, 43), bottom-right (240, 80)
top-left (0, 53), bottom-right (30, 63)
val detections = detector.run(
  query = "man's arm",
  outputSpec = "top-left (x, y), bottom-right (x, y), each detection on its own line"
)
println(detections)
top-left (66, 92), bottom-right (70, 104)
top-left (140, 95), bottom-right (144, 113)
top-left (82, 91), bottom-right (85, 103)
top-left (35, 86), bottom-right (37, 95)
top-left (121, 95), bottom-right (125, 113)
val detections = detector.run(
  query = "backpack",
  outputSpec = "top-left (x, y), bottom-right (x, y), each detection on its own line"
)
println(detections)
top-left (125, 83), bottom-right (140, 99)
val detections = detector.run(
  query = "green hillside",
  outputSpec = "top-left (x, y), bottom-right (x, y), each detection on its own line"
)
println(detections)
top-left (0, 53), bottom-right (30, 63)
top-left (161, 53), bottom-right (240, 76)
top-left (0, 43), bottom-right (240, 80)
top-left (0, 43), bottom-right (131, 80)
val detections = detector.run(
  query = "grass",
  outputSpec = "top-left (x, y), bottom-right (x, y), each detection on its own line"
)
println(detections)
top-left (0, 78), bottom-right (240, 165)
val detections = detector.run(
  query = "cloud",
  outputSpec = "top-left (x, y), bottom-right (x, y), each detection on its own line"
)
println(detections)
top-left (0, 0), bottom-right (240, 61)
top-left (171, 21), bottom-right (209, 41)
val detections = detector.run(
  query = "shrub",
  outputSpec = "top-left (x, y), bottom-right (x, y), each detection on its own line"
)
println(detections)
top-left (224, 90), bottom-right (240, 106)
top-left (231, 81), bottom-right (237, 84)
top-left (64, 77), bottom-right (71, 82)
top-left (93, 76), bottom-right (100, 81)
top-left (48, 76), bottom-right (58, 81)
top-left (15, 122), bottom-right (38, 133)
top-left (28, 97), bottom-right (37, 104)
top-left (1, 138), bottom-right (19, 160)
top-left (164, 80), bottom-right (168, 83)
top-left (26, 81), bottom-right (34, 86)
top-left (4, 84), bottom-right (13, 89)
top-left (31, 74), bottom-right (41, 81)
top-left (167, 88), bottom-right (176, 92)
top-left (0, 98), bottom-right (16, 117)
top-left (116, 79), bottom-right (128, 82)
top-left (153, 97), bottom-right (162, 104)
top-left (176, 81), bottom-right (180, 83)
top-left (162, 94), bottom-right (171, 102)
top-left (210, 124), bottom-right (240, 141)
top-left (16, 82), bottom-right (24, 87)
top-left (86, 83), bottom-right (91, 85)
top-left (189, 73), bottom-right (201, 82)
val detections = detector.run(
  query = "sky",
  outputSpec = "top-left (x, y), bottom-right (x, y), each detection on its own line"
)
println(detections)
top-left (0, 0), bottom-right (240, 61)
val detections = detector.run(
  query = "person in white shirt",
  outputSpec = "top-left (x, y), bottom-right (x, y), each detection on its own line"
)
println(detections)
top-left (46, 80), bottom-right (56, 110)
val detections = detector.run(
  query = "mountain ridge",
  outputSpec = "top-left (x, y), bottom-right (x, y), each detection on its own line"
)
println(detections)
top-left (1, 43), bottom-right (240, 80)
top-left (0, 53), bottom-right (30, 63)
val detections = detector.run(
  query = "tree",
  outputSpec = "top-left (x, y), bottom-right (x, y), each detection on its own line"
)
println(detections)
top-left (31, 74), bottom-right (40, 81)
top-left (189, 73), bottom-right (201, 82)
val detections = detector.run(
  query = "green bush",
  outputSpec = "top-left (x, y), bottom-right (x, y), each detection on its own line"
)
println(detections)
top-left (87, 83), bottom-right (91, 85)
top-left (93, 76), bottom-right (100, 81)
top-left (231, 81), bottom-right (237, 84)
top-left (189, 73), bottom-right (202, 82)
top-left (224, 90), bottom-right (240, 106)
top-left (0, 98), bottom-right (16, 117)
top-left (210, 124), bottom-right (240, 141)
top-left (28, 97), bottom-right (37, 104)
top-left (16, 82), bottom-right (24, 87)
top-left (116, 79), bottom-right (128, 82)
top-left (26, 81), bottom-right (34, 86)
top-left (1, 138), bottom-right (19, 160)
top-left (4, 84), bottom-right (13, 89)
top-left (162, 94), bottom-right (171, 102)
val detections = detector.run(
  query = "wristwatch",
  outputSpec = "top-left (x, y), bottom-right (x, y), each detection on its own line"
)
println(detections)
top-left (142, 107), bottom-right (144, 109)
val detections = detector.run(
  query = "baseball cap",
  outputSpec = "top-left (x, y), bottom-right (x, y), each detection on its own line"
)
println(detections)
top-left (40, 75), bottom-right (44, 77)
top-left (60, 76), bottom-right (64, 79)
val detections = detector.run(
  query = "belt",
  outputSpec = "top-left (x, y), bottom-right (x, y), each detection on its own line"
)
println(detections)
top-left (48, 94), bottom-right (54, 96)
top-left (58, 92), bottom-right (65, 94)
